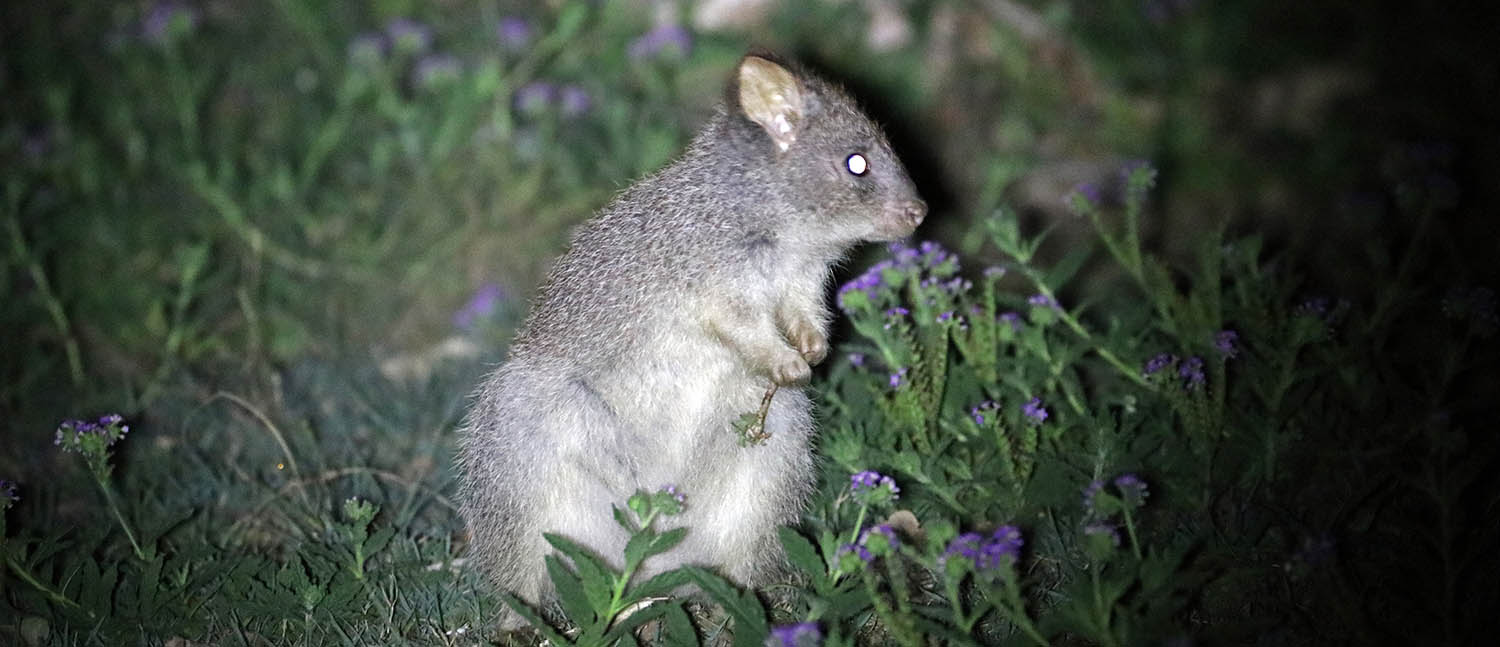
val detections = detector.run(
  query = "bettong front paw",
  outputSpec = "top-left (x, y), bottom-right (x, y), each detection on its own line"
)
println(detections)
top-left (785, 320), bottom-right (828, 366)
top-left (770, 351), bottom-right (813, 387)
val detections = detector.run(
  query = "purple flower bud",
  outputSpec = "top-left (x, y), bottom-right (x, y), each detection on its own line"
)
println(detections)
top-left (1027, 294), bottom-right (1059, 310)
top-left (385, 17), bottom-right (432, 53)
top-left (1143, 352), bottom-right (1176, 376)
top-left (558, 84), bottom-right (591, 117)
top-left (1113, 473), bottom-right (1149, 507)
top-left (1083, 521), bottom-right (1121, 546)
top-left (142, 2), bottom-right (198, 46)
top-left (770, 622), bottom-right (824, 647)
top-left (415, 54), bottom-right (462, 89)
top-left (496, 16), bottom-right (533, 50)
top-left (888, 367), bottom-right (908, 389)
top-left (860, 524), bottom-right (901, 553)
top-left (514, 81), bottom-right (556, 115)
top-left (1082, 479), bottom-right (1105, 513)
top-left (1022, 397), bottom-right (1048, 423)
top-left (1179, 356), bottom-right (1205, 388)
top-left (453, 283), bottom-right (506, 330)
top-left (628, 24), bottom-right (692, 60)
top-left (999, 311), bottom-right (1023, 332)
top-left (977, 525), bottom-right (1023, 569)
top-left (0, 479), bottom-right (18, 509)
top-left (1214, 330), bottom-right (1239, 358)
top-left (848, 353), bottom-right (866, 368)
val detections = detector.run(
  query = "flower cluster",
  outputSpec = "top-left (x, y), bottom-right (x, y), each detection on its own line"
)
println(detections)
top-left (453, 283), bottom-right (507, 330)
top-left (1213, 329), bottom-right (1240, 358)
top-left (769, 621), bottom-right (824, 647)
top-left (513, 81), bottom-right (593, 119)
top-left (54, 414), bottom-right (130, 454)
top-left (1142, 353), bottom-right (1207, 389)
top-left (1082, 473), bottom-right (1150, 520)
top-left (941, 525), bottom-right (1024, 577)
top-left (850, 470), bottom-right (900, 506)
top-left (1021, 397), bottom-right (1048, 424)
top-left (628, 24), bottom-right (692, 60)
top-left (969, 399), bottom-right (999, 425)
top-left (1, 479), bottom-right (18, 509)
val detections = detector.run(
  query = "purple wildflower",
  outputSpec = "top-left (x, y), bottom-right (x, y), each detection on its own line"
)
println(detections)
top-left (1214, 330), bottom-right (1239, 358)
top-left (984, 266), bottom-right (1007, 278)
top-left (1067, 182), bottom-right (1102, 213)
top-left (414, 54), bottom-right (462, 89)
top-left (942, 532), bottom-right (984, 566)
top-left (970, 400), bottom-right (998, 425)
top-left (836, 262), bottom-right (888, 312)
top-left (142, 2), bottom-right (198, 46)
top-left (889, 242), bottom-right (922, 265)
top-left (514, 81), bottom-right (557, 115)
top-left (1296, 297), bottom-right (1330, 318)
top-left (662, 484), bottom-right (686, 506)
top-left (385, 17), bottom-right (432, 53)
top-left (883, 306), bottom-right (910, 329)
top-left (1022, 397), bottom-right (1048, 424)
top-left (1113, 474), bottom-right (1149, 507)
top-left (1143, 352), bottom-right (1176, 376)
top-left (917, 240), bottom-right (958, 270)
top-left (1027, 293), bottom-right (1059, 310)
top-left (860, 524), bottom-right (901, 555)
top-left (1, 479), bottom-right (17, 509)
top-left (54, 415), bottom-right (131, 454)
top-left (628, 24), bottom-right (692, 60)
top-left (977, 525), bottom-right (1024, 569)
top-left (1178, 356), bottom-right (1205, 388)
top-left (453, 283), bottom-right (506, 330)
top-left (999, 311), bottom-right (1023, 332)
top-left (888, 367), bottom-right (908, 389)
top-left (850, 470), bottom-right (900, 506)
top-left (558, 84), bottom-right (591, 118)
top-left (1081, 479), bottom-right (1105, 514)
top-left (496, 16), bottom-right (533, 50)
top-left (1083, 521), bottom-right (1122, 547)
top-left (937, 310), bottom-right (955, 323)
top-left (848, 353), bottom-right (866, 368)
top-left (837, 542), bottom-right (873, 564)
top-left (769, 622), bottom-right (824, 647)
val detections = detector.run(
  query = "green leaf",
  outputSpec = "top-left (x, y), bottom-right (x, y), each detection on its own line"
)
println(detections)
top-left (501, 592), bottom-right (575, 644)
top-left (648, 527), bottom-right (689, 558)
top-left (682, 566), bottom-right (767, 644)
top-left (660, 602), bottom-right (701, 647)
top-left (622, 567), bottom-right (693, 604)
top-left (545, 555), bottom-right (596, 625)
top-left (364, 526), bottom-right (395, 557)
top-left (602, 600), bottom-right (674, 644)
top-left (778, 527), bottom-right (826, 580)
top-left (613, 504), bottom-right (637, 532)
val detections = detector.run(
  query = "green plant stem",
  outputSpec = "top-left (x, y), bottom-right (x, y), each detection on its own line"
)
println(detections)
top-left (1120, 506), bottom-right (1143, 562)
top-left (92, 470), bottom-right (147, 561)
top-left (1088, 566), bottom-right (1118, 647)
top-left (997, 572), bottom-right (1049, 647)
top-left (1023, 269), bottom-right (1151, 390)
top-left (5, 556), bottom-right (82, 610)
top-left (862, 567), bottom-right (921, 647)
top-left (5, 212), bottom-right (85, 386)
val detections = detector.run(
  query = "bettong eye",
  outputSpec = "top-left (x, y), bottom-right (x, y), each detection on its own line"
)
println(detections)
top-left (845, 153), bottom-right (868, 176)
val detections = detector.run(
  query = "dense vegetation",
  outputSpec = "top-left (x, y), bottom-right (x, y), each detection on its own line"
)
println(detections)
top-left (3, 2), bottom-right (1494, 645)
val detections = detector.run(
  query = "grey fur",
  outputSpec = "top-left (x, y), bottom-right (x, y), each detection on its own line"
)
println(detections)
top-left (455, 53), bottom-right (925, 625)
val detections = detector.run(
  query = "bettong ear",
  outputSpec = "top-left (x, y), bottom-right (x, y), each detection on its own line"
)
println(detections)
top-left (736, 55), bottom-right (805, 153)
